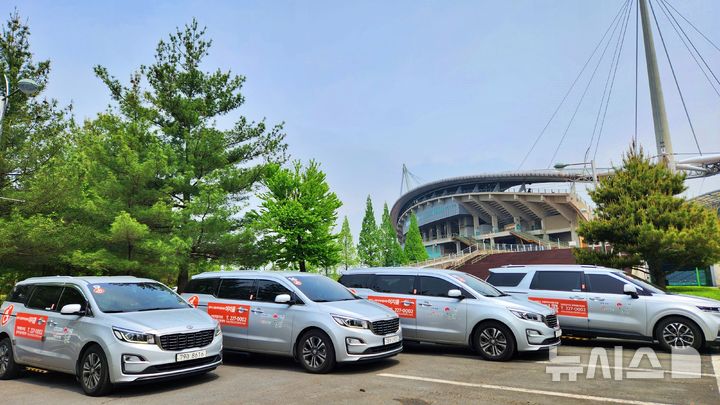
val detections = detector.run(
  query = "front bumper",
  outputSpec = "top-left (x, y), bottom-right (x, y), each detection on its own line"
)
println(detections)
top-left (514, 320), bottom-right (562, 352)
top-left (107, 333), bottom-right (223, 383)
top-left (333, 326), bottom-right (403, 362)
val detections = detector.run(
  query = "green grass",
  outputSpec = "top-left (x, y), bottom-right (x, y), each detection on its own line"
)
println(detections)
top-left (667, 286), bottom-right (720, 301)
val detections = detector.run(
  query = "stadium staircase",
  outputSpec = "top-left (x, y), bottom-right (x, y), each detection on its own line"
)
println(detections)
top-left (508, 230), bottom-right (569, 249)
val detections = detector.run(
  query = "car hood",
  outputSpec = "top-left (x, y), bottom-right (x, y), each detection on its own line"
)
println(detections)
top-left (493, 295), bottom-right (556, 316)
top-left (317, 299), bottom-right (398, 322)
top-left (663, 293), bottom-right (720, 307)
top-left (106, 307), bottom-right (217, 334)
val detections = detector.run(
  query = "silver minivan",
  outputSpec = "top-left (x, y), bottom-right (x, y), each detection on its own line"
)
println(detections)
top-left (339, 267), bottom-right (561, 361)
top-left (181, 271), bottom-right (402, 373)
top-left (0, 276), bottom-right (222, 396)
top-left (487, 265), bottom-right (720, 350)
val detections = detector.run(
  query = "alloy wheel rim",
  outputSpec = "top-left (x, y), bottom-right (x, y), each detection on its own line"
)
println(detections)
top-left (82, 353), bottom-right (102, 390)
top-left (479, 327), bottom-right (507, 357)
top-left (302, 336), bottom-right (327, 369)
top-left (662, 323), bottom-right (695, 348)
top-left (0, 344), bottom-right (8, 374)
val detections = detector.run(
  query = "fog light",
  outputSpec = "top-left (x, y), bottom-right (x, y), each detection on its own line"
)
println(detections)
top-left (526, 329), bottom-right (541, 336)
top-left (346, 337), bottom-right (365, 345)
top-left (123, 354), bottom-right (144, 363)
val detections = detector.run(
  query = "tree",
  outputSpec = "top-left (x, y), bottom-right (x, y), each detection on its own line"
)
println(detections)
top-left (358, 195), bottom-right (382, 266)
top-left (404, 212), bottom-right (429, 263)
top-left (93, 19), bottom-right (286, 290)
top-left (575, 147), bottom-right (720, 286)
top-left (338, 216), bottom-right (359, 270)
top-left (249, 160), bottom-right (342, 272)
top-left (380, 202), bottom-right (407, 266)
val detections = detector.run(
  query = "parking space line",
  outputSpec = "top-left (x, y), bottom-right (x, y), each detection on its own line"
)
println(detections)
top-left (377, 373), bottom-right (673, 405)
top-left (712, 354), bottom-right (720, 394)
top-left (534, 360), bottom-right (716, 378)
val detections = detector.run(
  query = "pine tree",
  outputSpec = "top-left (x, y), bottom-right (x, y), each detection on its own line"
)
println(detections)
top-left (358, 195), bottom-right (382, 266)
top-left (575, 147), bottom-right (720, 286)
top-left (380, 202), bottom-right (407, 266)
top-left (338, 216), bottom-right (359, 270)
top-left (404, 212), bottom-right (429, 263)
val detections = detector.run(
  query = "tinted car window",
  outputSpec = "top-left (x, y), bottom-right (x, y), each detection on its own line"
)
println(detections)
top-left (419, 276), bottom-right (460, 297)
top-left (487, 272), bottom-right (526, 287)
top-left (288, 276), bottom-right (357, 302)
top-left (217, 279), bottom-right (255, 300)
top-left (7, 284), bottom-right (34, 304)
top-left (338, 274), bottom-right (371, 289)
top-left (184, 278), bottom-right (220, 296)
top-left (255, 280), bottom-right (292, 302)
top-left (372, 275), bottom-right (416, 295)
top-left (26, 285), bottom-right (64, 311)
top-left (57, 287), bottom-right (87, 310)
top-left (90, 282), bottom-right (189, 313)
top-left (530, 271), bottom-right (584, 292)
top-left (587, 274), bottom-right (626, 294)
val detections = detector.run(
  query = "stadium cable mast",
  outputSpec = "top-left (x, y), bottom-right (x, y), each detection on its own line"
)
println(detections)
top-left (400, 164), bottom-right (424, 196)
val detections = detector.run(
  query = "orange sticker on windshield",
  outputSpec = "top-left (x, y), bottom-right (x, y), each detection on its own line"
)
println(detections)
top-left (208, 302), bottom-right (250, 328)
top-left (368, 296), bottom-right (416, 319)
top-left (529, 297), bottom-right (588, 318)
top-left (14, 312), bottom-right (48, 340)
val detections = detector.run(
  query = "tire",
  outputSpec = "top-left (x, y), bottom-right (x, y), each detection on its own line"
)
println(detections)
top-left (297, 330), bottom-right (336, 374)
top-left (78, 345), bottom-right (114, 396)
top-left (473, 321), bottom-right (516, 361)
top-left (0, 337), bottom-right (21, 380)
top-left (655, 316), bottom-right (704, 352)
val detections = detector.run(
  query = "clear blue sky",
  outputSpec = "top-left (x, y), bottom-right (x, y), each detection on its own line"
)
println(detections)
top-left (6, 1), bottom-right (720, 237)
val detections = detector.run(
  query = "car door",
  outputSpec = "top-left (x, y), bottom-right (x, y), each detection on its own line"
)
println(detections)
top-left (527, 271), bottom-right (589, 332)
top-left (367, 274), bottom-right (418, 339)
top-left (43, 286), bottom-right (89, 372)
top-left (13, 284), bottom-right (63, 368)
top-left (247, 279), bottom-right (295, 354)
top-left (210, 278), bottom-right (254, 350)
top-left (585, 272), bottom-right (647, 336)
top-left (415, 276), bottom-right (468, 344)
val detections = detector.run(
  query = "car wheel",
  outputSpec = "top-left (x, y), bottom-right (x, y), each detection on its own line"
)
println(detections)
top-left (0, 337), bottom-right (21, 380)
top-left (79, 345), bottom-right (114, 396)
top-left (298, 330), bottom-right (336, 373)
top-left (655, 317), bottom-right (703, 351)
top-left (474, 321), bottom-right (516, 361)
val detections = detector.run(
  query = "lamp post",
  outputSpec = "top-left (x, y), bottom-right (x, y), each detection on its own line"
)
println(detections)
top-left (0, 75), bottom-right (40, 143)
top-left (554, 160), bottom-right (598, 188)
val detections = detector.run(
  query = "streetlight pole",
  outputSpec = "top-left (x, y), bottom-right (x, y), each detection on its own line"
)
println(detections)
top-left (554, 160), bottom-right (599, 188)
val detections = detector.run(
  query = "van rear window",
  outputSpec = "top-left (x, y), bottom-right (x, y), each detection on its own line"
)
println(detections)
top-left (184, 278), bottom-right (220, 296)
top-left (6, 284), bottom-right (34, 304)
top-left (338, 274), bottom-right (371, 289)
top-left (487, 272), bottom-right (526, 287)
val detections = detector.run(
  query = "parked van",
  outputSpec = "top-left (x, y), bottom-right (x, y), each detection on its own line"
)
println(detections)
top-left (338, 267), bottom-right (561, 361)
top-left (181, 271), bottom-right (402, 373)
top-left (487, 265), bottom-right (720, 350)
top-left (0, 276), bottom-right (222, 396)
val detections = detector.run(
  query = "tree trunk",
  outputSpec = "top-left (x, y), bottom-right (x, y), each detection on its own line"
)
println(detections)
top-left (177, 261), bottom-right (189, 293)
top-left (647, 260), bottom-right (667, 289)
top-left (299, 260), bottom-right (306, 272)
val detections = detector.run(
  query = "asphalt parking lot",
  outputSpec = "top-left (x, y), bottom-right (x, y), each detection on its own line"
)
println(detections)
top-left (2, 339), bottom-right (719, 405)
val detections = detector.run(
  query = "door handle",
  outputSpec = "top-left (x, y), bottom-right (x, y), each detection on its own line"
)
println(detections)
top-left (402, 301), bottom-right (414, 306)
top-left (589, 297), bottom-right (605, 302)
top-left (568, 296), bottom-right (584, 300)
top-left (419, 302), bottom-right (432, 307)
top-left (47, 320), bottom-right (58, 326)
top-left (251, 308), bottom-right (264, 314)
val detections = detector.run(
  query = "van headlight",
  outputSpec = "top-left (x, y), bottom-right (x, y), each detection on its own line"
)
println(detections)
top-left (509, 309), bottom-right (544, 323)
top-left (112, 327), bottom-right (156, 344)
top-left (332, 315), bottom-right (370, 329)
top-left (697, 306), bottom-right (720, 313)
top-left (215, 324), bottom-right (222, 336)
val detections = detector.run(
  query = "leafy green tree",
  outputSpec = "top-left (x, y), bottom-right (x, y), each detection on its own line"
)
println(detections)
top-left (338, 216), bottom-right (359, 270)
top-left (380, 202), bottom-right (407, 266)
top-left (404, 212), bottom-right (428, 263)
top-left (358, 195), bottom-right (382, 266)
top-left (575, 148), bottom-right (720, 286)
top-left (249, 160), bottom-right (342, 272)
top-left (93, 20), bottom-right (286, 290)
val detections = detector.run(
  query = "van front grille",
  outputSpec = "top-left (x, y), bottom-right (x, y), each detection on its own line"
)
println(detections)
top-left (159, 329), bottom-right (214, 351)
top-left (370, 318), bottom-right (400, 335)
top-left (544, 314), bottom-right (558, 328)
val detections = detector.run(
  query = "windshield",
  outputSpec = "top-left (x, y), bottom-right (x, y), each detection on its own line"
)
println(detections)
top-left (89, 282), bottom-right (190, 313)
top-left (287, 276), bottom-right (358, 302)
top-left (616, 273), bottom-right (665, 295)
top-left (449, 273), bottom-right (504, 297)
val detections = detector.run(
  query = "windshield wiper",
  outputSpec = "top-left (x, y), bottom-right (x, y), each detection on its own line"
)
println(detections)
top-left (102, 310), bottom-right (126, 313)
top-left (137, 307), bottom-right (177, 312)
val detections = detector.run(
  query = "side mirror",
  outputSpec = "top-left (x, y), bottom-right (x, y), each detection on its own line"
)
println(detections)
top-left (623, 284), bottom-right (639, 299)
top-left (60, 304), bottom-right (84, 315)
top-left (448, 289), bottom-right (463, 299)
top-left (275, 294), bottom-right (292, 304)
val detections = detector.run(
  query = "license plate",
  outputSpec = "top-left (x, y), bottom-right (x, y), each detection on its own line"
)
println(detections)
top-left (555, 330), bottom-right (562, 338)
top-left (176, 350), bottom-right (207, 362)
top-left (384, 335), bottom-right (400, 345)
